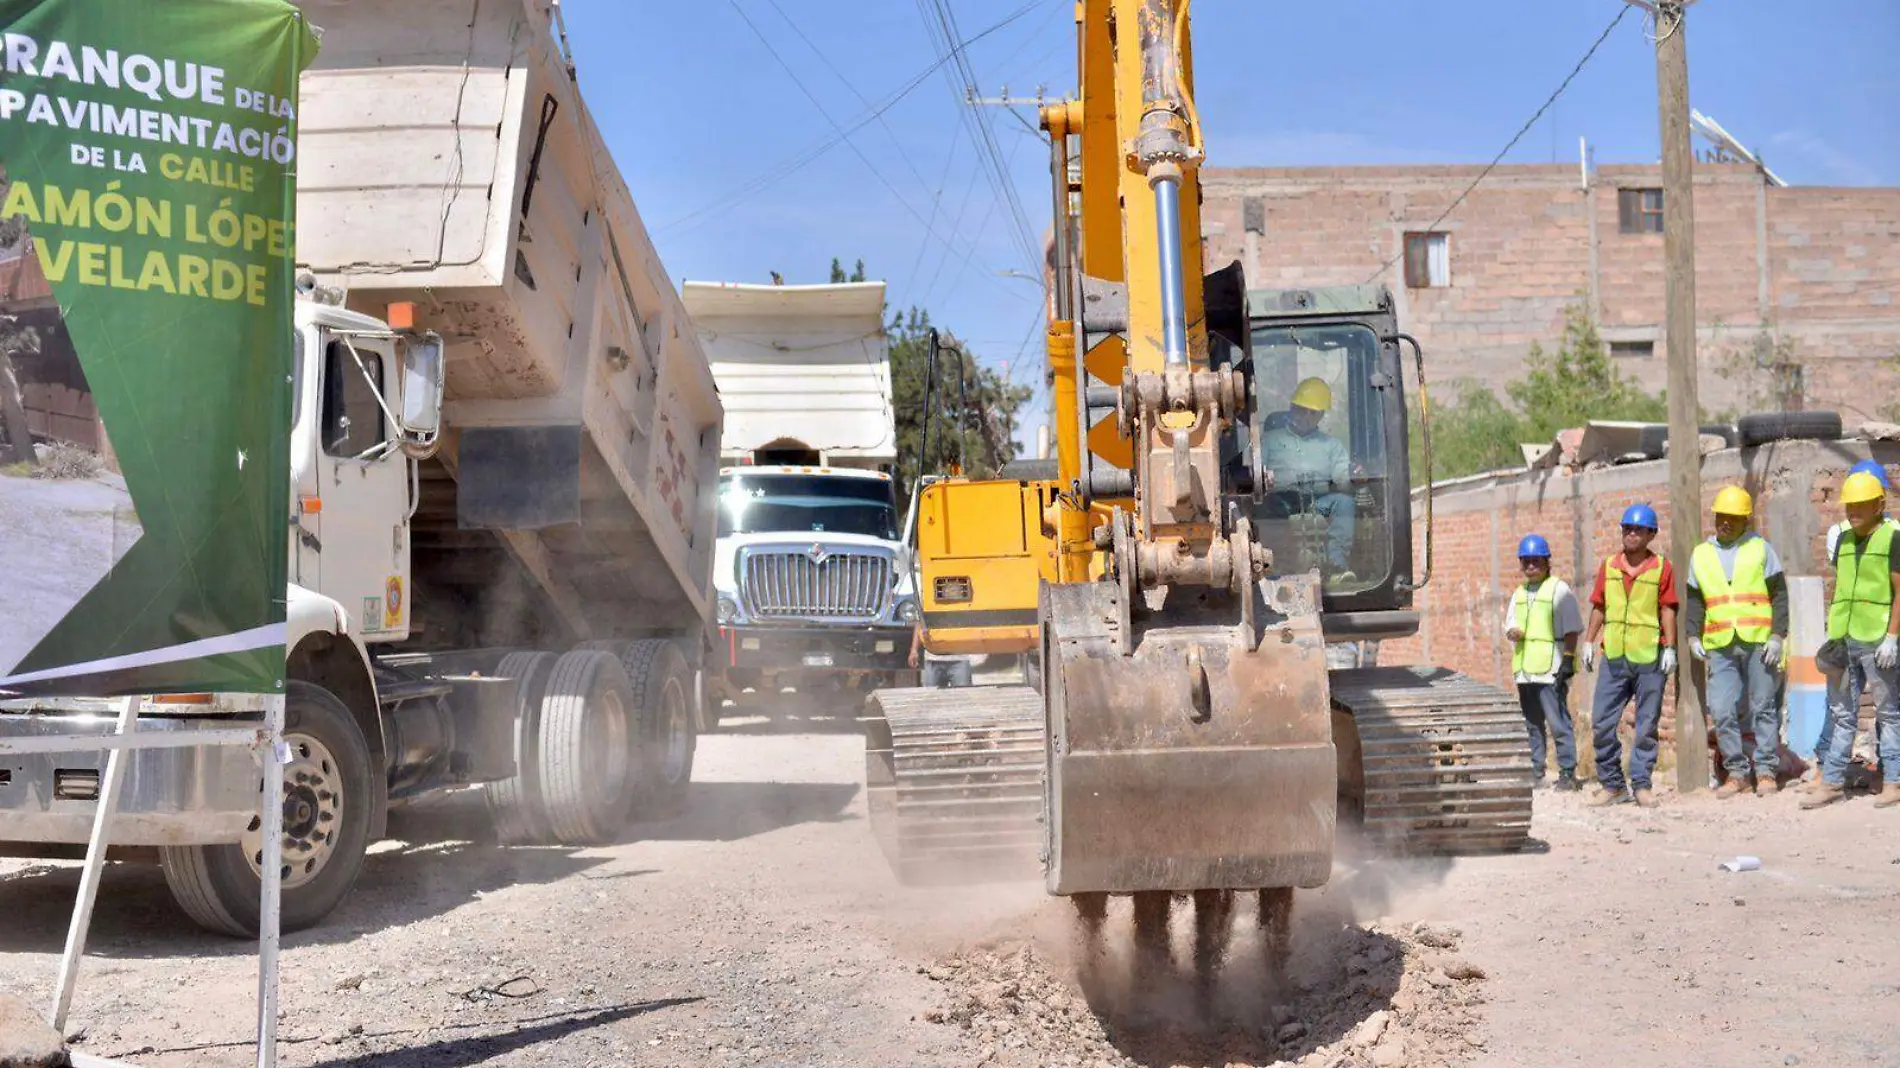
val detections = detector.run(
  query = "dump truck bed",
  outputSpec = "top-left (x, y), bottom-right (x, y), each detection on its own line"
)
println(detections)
top-left (292, 0), bottom-right (720, 643)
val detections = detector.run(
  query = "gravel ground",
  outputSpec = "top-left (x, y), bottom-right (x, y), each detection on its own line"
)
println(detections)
top-left (2, 702), bottom-right (1897, 1067)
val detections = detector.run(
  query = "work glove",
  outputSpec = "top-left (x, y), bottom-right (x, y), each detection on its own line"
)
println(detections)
top-left (1659, 647), bottom-right (1678, 676)
top-left (1879, 635), bottom-right (1899, 671)
top-left (1579, 642), bottom-right (1597, 672)
top-left (1689, 637), bottom-right (1706, 662)
top-left (1761, 635), bottom-right (1783, 670)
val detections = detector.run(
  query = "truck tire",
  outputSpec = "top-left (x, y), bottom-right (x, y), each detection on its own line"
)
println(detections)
top-left (481, 650), bottom-right (557, 845)
top-left (577, 640), bottom-right (698, 820)
top-left (158, 682), bottom-right (374, 938)
top-left (538, 649), bottom-right (638, 844)
top-left (1738, 411), bottom-right (1842, 446)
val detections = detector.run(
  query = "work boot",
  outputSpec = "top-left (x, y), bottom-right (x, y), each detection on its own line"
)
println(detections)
top-left (1755, 778), bottom-right (1782, 796)
top-left (1714, 777), bottom-right (1750, 799)
top-left (1800, 781), bottom-right (1845, 810)
top-left (1587, 784), bottom-right (1629, 806)
top-left (1632, 787), bottom-right (1658, 808)
top-left (1553, 771), bottom-right (1582, 793)
top-left (1874, 783), bottom-right (1900, 809)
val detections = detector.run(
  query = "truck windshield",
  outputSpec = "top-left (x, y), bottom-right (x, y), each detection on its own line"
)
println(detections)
top-left (719, 475), bottom-right (898, 540)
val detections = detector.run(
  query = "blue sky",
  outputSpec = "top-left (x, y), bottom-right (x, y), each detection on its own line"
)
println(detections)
top-left (564, 1), bottom-right (1899, 445)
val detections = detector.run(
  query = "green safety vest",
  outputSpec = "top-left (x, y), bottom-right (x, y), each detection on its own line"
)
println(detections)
top-left (1511, 581), bottom-right (1558, 676)
top-left (1690, 538), bottom-right (1771, 650)
top-left (1829, 522), bottom-right (1896, 643)
top-left (1602, 554), bottom-right (1664, 665)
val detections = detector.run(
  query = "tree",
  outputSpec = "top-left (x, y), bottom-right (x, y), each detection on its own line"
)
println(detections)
top-left (888, 306), bottom-right (1032, 505)
top-left (1508, 303), bottom-right (1666, 443)
top-left (1413, 303), bottom-right (1668, 484)
top-left (829, 258), bottom-right (866, 284)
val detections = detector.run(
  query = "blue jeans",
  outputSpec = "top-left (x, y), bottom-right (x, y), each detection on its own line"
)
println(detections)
top-left (1312, 492), bottom-right (1356, 570)
top-left (1821, 640), bottom-right (1900, 785)
top-left (1591, 658), bottom-right (1667, 791)
top-left (1518, 682), bottom-right (1576, 779)
top-left (1707, 642), bottom-right (1780, 779)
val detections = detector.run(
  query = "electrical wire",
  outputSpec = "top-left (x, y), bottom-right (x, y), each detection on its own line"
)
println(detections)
top-left (1360, 5), bottom-right (1632, 285)
top-left (725, 0), bottom-right (1033, 305)
top-left (657, 0), bottom-right (1039, 236)
top-left (916, 0), bottom-right (1044, 275)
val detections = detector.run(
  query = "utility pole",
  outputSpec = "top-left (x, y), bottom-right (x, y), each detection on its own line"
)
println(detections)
top-left (1638, 0), bottom-right (1710, 793)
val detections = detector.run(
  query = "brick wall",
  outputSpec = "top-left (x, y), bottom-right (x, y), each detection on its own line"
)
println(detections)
top-left (1201, 164), bottom-right (1900, 417)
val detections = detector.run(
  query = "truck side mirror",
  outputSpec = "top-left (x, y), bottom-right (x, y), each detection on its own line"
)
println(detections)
top-left (399, 332), bottom-right (444, 457)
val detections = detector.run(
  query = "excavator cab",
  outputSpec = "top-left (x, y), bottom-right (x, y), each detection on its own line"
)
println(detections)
top-left (1222, 286), bottom-right (1421, 637)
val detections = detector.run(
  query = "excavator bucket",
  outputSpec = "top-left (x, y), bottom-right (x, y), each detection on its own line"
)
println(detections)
top-left (1040, 574), bottom-right (1336, 895)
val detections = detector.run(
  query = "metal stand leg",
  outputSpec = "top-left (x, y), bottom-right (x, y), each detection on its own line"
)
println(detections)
top-left (51, 695), bottom-right (140, 1033)
top-left (255, 693), bottom-right (285, 1068)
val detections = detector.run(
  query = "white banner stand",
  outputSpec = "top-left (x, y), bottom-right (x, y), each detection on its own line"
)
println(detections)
top-left (0, 693), bottom-right (287, 1068)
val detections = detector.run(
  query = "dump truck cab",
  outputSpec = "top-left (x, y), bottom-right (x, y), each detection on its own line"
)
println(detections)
top-left (709, 465), bottom-right (919, 720)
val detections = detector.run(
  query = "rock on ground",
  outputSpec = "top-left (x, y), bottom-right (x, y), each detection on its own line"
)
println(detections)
top-left (0, 993), bottom-right (69, 1068)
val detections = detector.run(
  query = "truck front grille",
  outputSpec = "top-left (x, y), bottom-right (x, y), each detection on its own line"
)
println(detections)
top-left (742, 551), bottom-right (892, 622)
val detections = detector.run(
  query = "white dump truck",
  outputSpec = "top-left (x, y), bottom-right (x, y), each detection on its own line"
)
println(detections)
top-left (0, 0), bottom-right (721, 935)
top-left (681, 282), bottom-right (917, 722)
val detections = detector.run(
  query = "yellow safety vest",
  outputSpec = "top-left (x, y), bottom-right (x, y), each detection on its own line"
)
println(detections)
top-left (1690, 538), bottom-right (1771, 650)
top-left (1602, 554), bottom-right (1664, 665)
top-left (1511, 581), bottom-right (1558, 676)
top-left (1829, 523), bottom-right (1896, 643)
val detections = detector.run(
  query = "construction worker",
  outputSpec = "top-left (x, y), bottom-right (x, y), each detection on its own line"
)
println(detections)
top-left (1803, 470), bottom-right (1900, 809)
top-left (1579, 503), bottom-right (1678, 807)
top-left (1686, 486), bottom-right (1789, 796)
top-left (1259, 376), bottom-right (1356, 579)
top-left (1816, 460), bottom-right (1897, 779)
top-left (1824, 460), bottom-right (1898, 560)
top-left (1505, 534), bottom-right (1583, 791)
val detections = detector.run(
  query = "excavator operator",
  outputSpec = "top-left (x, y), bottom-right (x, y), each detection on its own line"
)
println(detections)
top-left (1258, 376), bottom-right (1357, 580)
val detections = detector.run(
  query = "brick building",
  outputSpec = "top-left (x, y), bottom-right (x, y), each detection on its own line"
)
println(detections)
top-left (1200, 162), bottom-right (1900, 416)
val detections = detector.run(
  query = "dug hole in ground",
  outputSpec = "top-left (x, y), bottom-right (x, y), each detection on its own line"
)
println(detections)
top-left (0, 694), bottom-right (1896, 1067)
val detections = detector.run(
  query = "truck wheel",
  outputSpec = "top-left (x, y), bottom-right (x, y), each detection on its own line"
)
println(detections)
top-left (482, 650), bottom-right (557, 845)
top-left (624, 639), bottom-right (698, 820)
top-left (538, 649), bottom-right (638, 844)
top-left (575, 640), bottom-right (698, 819)
top-left (158, 682), bottom-right (374, 938)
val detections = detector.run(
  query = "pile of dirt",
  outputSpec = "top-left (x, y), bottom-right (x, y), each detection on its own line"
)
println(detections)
top-left (920, 917), bottom-right (1490, 1068)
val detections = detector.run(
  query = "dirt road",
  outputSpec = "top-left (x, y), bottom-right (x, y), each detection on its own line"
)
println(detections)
top-left (2, 705), bottom-right (1897, 1067)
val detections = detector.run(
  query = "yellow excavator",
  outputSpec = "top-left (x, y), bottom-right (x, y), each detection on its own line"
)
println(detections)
top-left (866, 0), bottom-right (1532, 983)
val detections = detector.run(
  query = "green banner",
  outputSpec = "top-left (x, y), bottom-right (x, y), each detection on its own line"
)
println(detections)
top-left (0, 0), bottom-right (316, 696)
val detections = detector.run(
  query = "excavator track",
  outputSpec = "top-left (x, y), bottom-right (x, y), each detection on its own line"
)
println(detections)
top-left (1330, 666), bottom-right (1535, 854)
top-left (863, 686), bottom-right (1045, 885)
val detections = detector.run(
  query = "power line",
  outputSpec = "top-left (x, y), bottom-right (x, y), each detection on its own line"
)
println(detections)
top-left (760, 0), bottom-right (956, 301)
top-left (724, 0), bottom-right (1033, 305)
top-left (915, 0), bottom-right (1043, 275)
top-left (657, 0), bottom-right (1039, 236)
top-left (1360, 5), bottom-right (1632, 285)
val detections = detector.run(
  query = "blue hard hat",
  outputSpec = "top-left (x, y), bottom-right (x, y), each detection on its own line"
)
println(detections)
top-left (1620, 503), bottom-right (1659, 530)
top-left (1849, 459), bottom-right (1892, 490)
top-left (1517, 534), bottom-right (1552, 559)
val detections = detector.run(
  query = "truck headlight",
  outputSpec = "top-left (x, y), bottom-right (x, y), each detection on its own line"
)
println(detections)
top-left (717, 595), bottom-right (739, 624)
top-left (897, 598), bottom-right (922, 624)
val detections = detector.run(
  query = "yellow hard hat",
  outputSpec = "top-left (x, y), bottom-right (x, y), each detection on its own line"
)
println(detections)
top-left (1291, 377), bottom-right (1332, 411)
top-left (1842, 471), bottom-right (1886, 506)
top-left (1711, 485), bottom-right (1753, 518)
